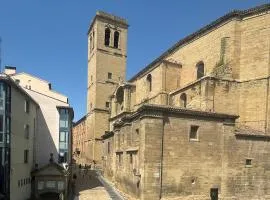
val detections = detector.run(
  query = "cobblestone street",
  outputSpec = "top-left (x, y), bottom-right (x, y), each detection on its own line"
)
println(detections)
top-left (73, 168), bottom-right (125, 200)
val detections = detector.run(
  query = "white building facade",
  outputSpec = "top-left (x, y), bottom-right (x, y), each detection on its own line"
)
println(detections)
top-left (0, 66), bottom-right (73, 200)
top-left (0, 73), bottom-right (39, 200)
top-left (7, 67), bottom-right (74, 167)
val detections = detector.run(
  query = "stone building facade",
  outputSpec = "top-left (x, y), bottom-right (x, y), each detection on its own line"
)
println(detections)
top-left (85, 11), bottom-right (128, 166)
top-left (85, 4), bottom-right (270, 200)
top-left (72, 115), bottom-right (86, 164)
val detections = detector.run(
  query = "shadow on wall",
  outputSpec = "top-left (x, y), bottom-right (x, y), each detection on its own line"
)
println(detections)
top-left (36, 110), bottom-right (58, 167)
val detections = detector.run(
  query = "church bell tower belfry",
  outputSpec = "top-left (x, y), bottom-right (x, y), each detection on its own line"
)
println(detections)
top-left (86, 11), bottom-right (128, 165)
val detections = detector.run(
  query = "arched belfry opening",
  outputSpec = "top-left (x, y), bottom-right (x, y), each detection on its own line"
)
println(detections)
top-left (180, 93), bottom-right (187, 108)
top-left (196, 61), bottom-right (204, 79)
top-left (114, 31), bottom-right (120, 48)
top-left (146, 74), bottom-right (152, 92)
top-left (116, 86), bottom-right (124, 112)
top-left (104, 28), bottom-right (111, 46)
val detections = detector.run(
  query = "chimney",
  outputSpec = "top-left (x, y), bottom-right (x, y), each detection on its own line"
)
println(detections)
top-left (4, 66), bottom-right (16, 75)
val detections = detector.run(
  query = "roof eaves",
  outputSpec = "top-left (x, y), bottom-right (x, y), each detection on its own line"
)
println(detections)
top-left (138, 104), bottom-right (239, 120)
top-left (73, 115), bottom-right (87, 127)
top-left (12, 72), bottom-right (50, 84)
top-left (0, 74), bottom-right (39, 107)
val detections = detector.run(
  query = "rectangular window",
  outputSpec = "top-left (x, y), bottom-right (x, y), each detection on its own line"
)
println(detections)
top-left (60, 131), bottom-right (67, 142)
top-left (189, 125), bottom-right (199, 140)
top-left (117, 152), bottom-right (123, 167)
top-left (60, 119), bottom-right (68, 128)
top-left (135, 128), bottom-right (139, 142)
top-left (107, 142), bottom-right (110, 154)
top-left (38, 181), bottom-right (44, 190)
top-left (24, 150), bottom-right (29, 163)
top-left (0, 147), bottom-right (3, 166)
top-left (106, 102), bottom-right (110, 108)
top-left (24, 124), bottom-right (29, 139)
top-left (25, 100), bottom-right (30, 113)
top-left (246, 159), bottom-right (252, 167)
top-left (130, 153), bottom-right (133, 164)
top-left (0, 99), bottom-right (4, 110)
top-left (108, 72), bottom-right (112, 79)
top-left (59, 142), bottom-right (68, 150)
top-left (0, 115), bottom-right (3, 142)
top-left (46, 181), bottom-right (56, 189)
top-left (58, 181), bottom-right (64, 190)
top-left (0, 115), bottom-right (3, 133)
top-left (60, 109), bottom-right (67, 115)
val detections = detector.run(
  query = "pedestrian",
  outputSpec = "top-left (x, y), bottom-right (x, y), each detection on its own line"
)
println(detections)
top-left (93, 160), bottom-right (96, 169)
top-left (73, 173), bottom-right (77, 180)
top-left (85, 165), bottom-right (88, 175)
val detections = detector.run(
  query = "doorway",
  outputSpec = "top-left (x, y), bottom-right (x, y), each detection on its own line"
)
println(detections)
top-left (210, 188), bottom-right (218, 200)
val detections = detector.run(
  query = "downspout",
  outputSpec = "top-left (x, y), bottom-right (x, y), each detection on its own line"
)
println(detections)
top-left (265, 37), bottom-right (270, 133)
top-left (159, 115), bottom-right (165, 199)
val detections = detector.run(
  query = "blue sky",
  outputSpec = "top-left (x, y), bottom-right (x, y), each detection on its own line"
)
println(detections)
top-left (0, 0), bottom-right (268, 121)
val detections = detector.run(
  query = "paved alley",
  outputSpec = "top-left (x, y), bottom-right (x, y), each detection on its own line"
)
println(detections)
top-left (73, 168), bottom-right (125, 200)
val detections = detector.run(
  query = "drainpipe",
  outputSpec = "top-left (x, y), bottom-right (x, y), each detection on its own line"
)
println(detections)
top-left (265, 38), bottom-right (270, 133)
top-left (159, 115), bottom-right (165, 199)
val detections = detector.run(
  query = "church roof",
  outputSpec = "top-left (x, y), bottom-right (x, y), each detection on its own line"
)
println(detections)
top-left (138, 104), bottom-right (239, 120)
top-left (235, 125), bottom-right (270, 138)
top-left (129, 3), bottom-right (270, 82)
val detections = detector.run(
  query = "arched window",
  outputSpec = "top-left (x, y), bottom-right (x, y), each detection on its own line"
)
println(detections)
top-left (90, 35), bottom-right (93, 50)
top-left (92, 31), bottom-right (95, 49)
top-left (114, 31), bottom-right (120, 48)
top-left (116, 87), bottom-right (124, 111)
top-left (146, 74), bottom-right (152, 92)
top-left (196, 62), bottom-right (204, 79)
top-left (180, 93), bottom-right (187, 108)
top-left (104, 28), bottom-right (111, 46)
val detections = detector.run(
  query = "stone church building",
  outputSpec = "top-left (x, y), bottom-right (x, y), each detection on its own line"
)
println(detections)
top-left (82, 3), bottom-right (270, 200)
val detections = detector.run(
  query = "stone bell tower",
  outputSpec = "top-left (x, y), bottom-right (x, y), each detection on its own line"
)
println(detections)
top-left (86, 11), bottom-right (128, 165)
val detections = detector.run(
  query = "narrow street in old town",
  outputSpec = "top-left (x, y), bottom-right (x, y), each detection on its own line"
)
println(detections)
top-left (72, 167), bottom-right (125, 200)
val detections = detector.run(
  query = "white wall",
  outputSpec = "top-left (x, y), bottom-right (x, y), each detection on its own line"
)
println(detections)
top-left (10, 86), bottom-right (37, 200)
top-left (26, 89), bottom-right (69, 167)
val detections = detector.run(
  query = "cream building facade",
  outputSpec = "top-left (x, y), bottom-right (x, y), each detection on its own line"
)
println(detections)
top-left (0, 73), bottom-right (38, 200)
top-left (82, 3), bottom-right (270, 200)
top-left (9, 69), bottom-right (73, 166)
top-left (72, 115), bottom-right (86, 164)
top-left (0, 66), bottom-right (73, 200)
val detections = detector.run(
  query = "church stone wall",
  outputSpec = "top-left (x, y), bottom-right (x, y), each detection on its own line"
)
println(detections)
top-left (239, 13), bottom-right (270, 80)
